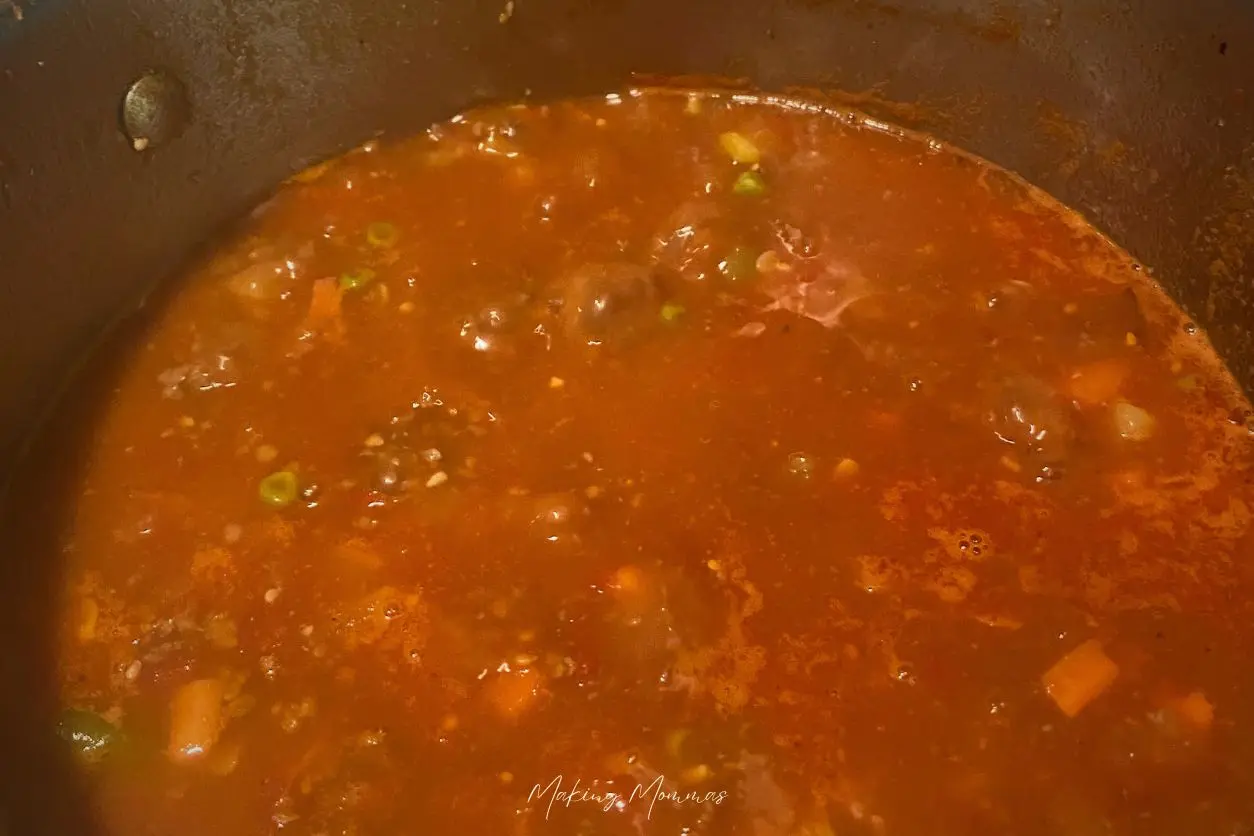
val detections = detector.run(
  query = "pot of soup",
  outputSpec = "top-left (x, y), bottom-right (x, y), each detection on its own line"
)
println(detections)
top-left (2, 0), bottom-right (1254, 833)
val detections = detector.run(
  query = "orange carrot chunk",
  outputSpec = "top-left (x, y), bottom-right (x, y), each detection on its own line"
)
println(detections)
top-left (485, 669), bottom-right (543, 720)
top-left (168, 678), bottom-right (225, 761)
top-left (1171, 691), bottom-right (1215, 731)
top-left (1041, 639), bottom-right (1119, 718)
top-left (306, 277), bottom-right (345, 340)
top-left (609, 565), bottom-right (643, 596)
top-left (1067, 359), bottom-right (1129, 406)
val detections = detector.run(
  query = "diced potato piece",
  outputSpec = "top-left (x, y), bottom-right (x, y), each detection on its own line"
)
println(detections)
top-left (1041, 639), bottom-right (1119, 718)
top-left (168, 678), bottom-right (226, 761)
top-left (485, 669), bottom-right (542, 719)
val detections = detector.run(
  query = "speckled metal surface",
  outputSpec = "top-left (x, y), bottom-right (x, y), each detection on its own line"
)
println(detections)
top-left (0, 0), bottom-right (1251, 832)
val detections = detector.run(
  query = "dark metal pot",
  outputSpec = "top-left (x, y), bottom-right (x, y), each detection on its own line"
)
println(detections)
top-left (1, 0), bottom-right (1251, 832)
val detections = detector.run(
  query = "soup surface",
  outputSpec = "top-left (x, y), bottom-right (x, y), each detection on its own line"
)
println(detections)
top-left (55, 89), bottom-right (1254, 835)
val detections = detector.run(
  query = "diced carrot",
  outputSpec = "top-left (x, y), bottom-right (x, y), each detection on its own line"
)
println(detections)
top-left (485, 669), bottom-right (543, 719)
top-left (1041, 639), bottom-right (1119, 717)
top-left (867, 410), bottom-right (902, 432)
top-left (168, 678), bottom-right (225, 761)
top-left (1067, 359), bottom-right (1128, 406)
top-left (306, 277), bottom-right (345, 340)
top-left (610, 565), bottom-right (643, 596)
top-left (1171, 691), bottom-right (1215, 730)
top-left (77, 597), bottom-right (99, 643)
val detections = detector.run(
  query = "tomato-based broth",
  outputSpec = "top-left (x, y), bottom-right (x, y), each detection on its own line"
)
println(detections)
top-left (56, 90), bottom-right (1254, 835)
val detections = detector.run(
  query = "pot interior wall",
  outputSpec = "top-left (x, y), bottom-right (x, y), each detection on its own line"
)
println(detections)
top-left (1, 0), bottom-right (1252, 832)
top-left (1, 0), bottom-right (1252, 471)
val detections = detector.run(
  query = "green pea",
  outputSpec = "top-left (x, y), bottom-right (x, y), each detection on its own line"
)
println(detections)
top-left (259, 470), bottom-right (299, 507)
top-left (733, 170), bottom-right (767, 197)
top-left (339, 267), bottom-right (377, 291)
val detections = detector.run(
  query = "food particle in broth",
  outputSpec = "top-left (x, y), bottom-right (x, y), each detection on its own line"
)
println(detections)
top-left (54, 88), bottom-right (1254, 835)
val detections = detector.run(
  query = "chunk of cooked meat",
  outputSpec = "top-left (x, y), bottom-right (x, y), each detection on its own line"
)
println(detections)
top-left (1071, 284), bottom-right (1148, 349)
top-left (558, 262), bottom-right (662, 343)
top-left (758, 258), bottom-right (871, 329)
top-left (156, 322), bottom-right (257, 398)
top-left (359, 390), bottom-right (493, 494)
top-left (986, 374), bottom-right (1078, 465)
top-left (652, 200), bottom-right (724, 282)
